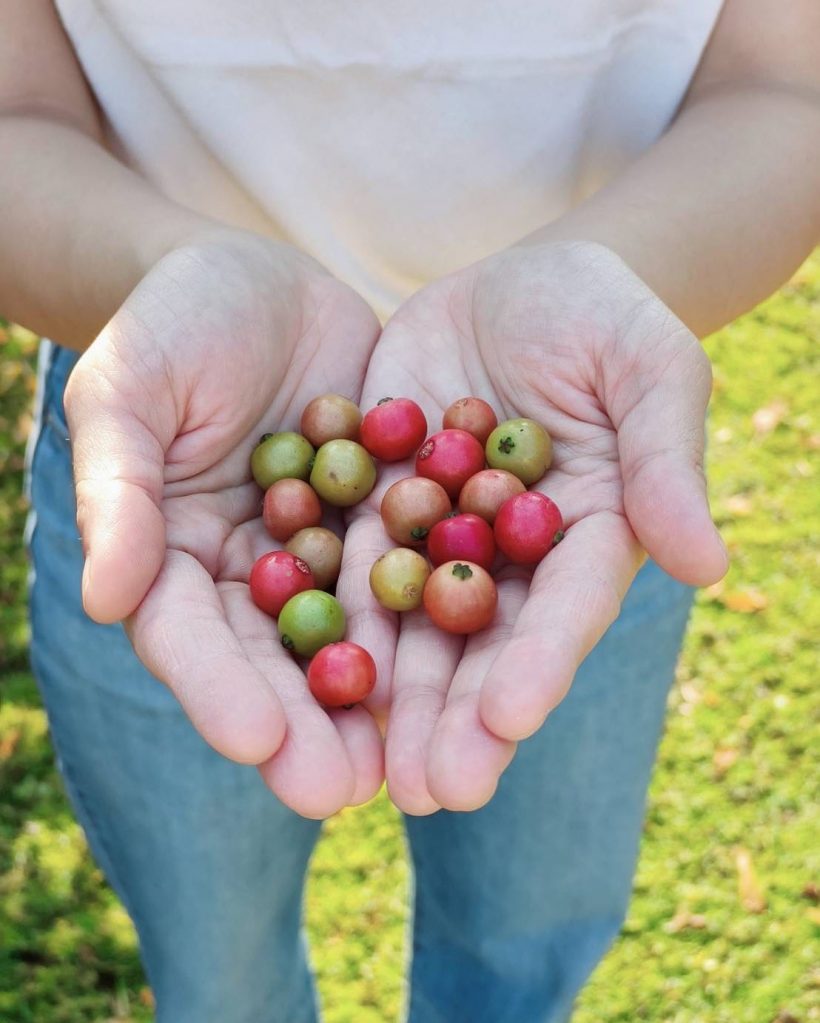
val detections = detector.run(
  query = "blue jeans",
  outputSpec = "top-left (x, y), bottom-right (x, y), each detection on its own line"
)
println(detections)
top-left (27, 342), bottom-right (694, 1023)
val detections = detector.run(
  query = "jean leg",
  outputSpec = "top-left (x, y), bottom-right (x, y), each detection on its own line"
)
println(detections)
top-left (27, 344), bottom-right (321, 1023)
top-left (405, 561), bottom-right (694, 1023)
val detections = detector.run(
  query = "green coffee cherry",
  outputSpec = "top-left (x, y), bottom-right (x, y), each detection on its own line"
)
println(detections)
top-left (485, 418), bottom-right (552, 484)
top-left (277, 590), bottom-right (346, 658)
top-left (251, 432), bottom-right (315, 488)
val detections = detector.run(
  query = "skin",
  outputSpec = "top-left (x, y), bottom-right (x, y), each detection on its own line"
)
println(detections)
top-left (1, 0), bottom-right (819, 817)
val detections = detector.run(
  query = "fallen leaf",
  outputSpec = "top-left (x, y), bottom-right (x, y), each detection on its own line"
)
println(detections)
top-left (139, 988), bottom-right (156, 1009)
top-left (665, 909), bottom-right (708, 933)
top-left (752, 399), bottom-right (788, 437)
top-left (801, 883), bottom-right (819, 903)
top-left (772, 1013), bottom-right (801, 1023)
top-left (725, 494), bottom-right (753, 516)
top-left (735, 847), bottom-right (767, 913)
top-left (680, 682), bottom-right (702, 705)
top-left (794, 460), bottom-right (813, 478)
top-left (0, 729), bottom-right (21, 761)
top-left (720, 589), bottom-right (769, 613)
top-left (806, 434), bottom-right (820, 451)
top-left (713, 747), bottom-right (739, 777)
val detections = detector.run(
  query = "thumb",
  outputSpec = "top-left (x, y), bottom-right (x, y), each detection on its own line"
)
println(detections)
top-left (615, 328), bottom-right (728, 587)
top-left (64, 329), bottom-right (175, 624)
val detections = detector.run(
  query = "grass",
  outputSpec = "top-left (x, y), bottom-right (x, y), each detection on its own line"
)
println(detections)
top-left (1, 254), bottom-right (818, 1022)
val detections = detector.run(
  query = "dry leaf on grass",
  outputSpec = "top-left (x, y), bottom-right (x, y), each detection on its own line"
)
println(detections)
top-left (735, 847), bottom-right (767, 913)
top-left (801, 883), bottom-right (819, 903)
top-left (665, 908), bottom-right (708, 933)
top-left (705, 582), bottom-right (769, 613)
top-left (0, 728), bottom-right (21, 761)
top-left (713, 747), bottom-right (739, 777)
top-left (752, 399), bottom-right (789, 436)
top-left (725, 494), bottom-right (753, 516)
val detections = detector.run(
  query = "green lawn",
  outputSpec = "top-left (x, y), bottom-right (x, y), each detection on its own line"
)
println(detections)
top-left (1, 256), bottom-right (818, 1022)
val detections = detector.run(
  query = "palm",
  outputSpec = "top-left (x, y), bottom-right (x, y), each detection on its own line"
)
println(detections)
top-left (66, 232), bottom-right (383, 817)
top-left (344, 242), bottom-right (727, 813)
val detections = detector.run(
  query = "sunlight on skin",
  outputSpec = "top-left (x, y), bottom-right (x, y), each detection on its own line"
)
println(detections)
top-left (65, 234), bottom-right (727, 821)
top-left (65, 233), bottom-right (386, 818)
top-left (342, 241), bottom-right (728, 815)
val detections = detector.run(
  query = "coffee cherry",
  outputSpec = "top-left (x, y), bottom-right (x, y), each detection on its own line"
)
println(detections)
top-left (249, 551), bottom-right (315, 617)
top-left (263, 478), bottom-right (322, 542)
top-left (415, 429), bottom-right (486, 499)
top-left (251, 432), bottom-right (316, 488)
top-left (458, 469), bottom-right (526, 524)
top-left (369, 548), bottom-right (431, 611)
top-left (427, 514), bottom-right (496, 572)
top-left (310, 439), bottom-right (377, 507)
top-left (360, 397), bottom-right (428, 462)
top-left (300, 394), bottom-right (362, 447)
top-left (494, 492), bottom-right (564, 565)
top-left (485, 418), bottom-right (552, 485)
top-left (278, 590), bottom-right (346, 657)
top-left (285, 527), bottom-right (344, 590)
top-left (442, 397), bottom-right (497, 444)
top-left (380, 477), bottom-right (452, 546)
top-left (308, 642), bottom-right (377, 707)
top-left (423, 561), bottom-right (498, 634)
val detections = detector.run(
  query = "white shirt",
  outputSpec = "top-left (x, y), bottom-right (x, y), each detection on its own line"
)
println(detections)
top-left (55, 0), bottom-right (723, 319)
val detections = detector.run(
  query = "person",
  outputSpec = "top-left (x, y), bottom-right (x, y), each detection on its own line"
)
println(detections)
top-left (2, 1), bottom-right (818, 1020)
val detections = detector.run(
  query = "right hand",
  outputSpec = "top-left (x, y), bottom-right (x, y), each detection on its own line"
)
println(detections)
top-left (65, 229), bottom-right (383, 818)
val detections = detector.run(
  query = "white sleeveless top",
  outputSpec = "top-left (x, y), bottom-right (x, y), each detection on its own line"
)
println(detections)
top-left (55, 0), bottom-right (723, 319)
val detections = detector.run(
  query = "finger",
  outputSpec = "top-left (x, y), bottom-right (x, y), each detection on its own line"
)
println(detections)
top-left (218, 510), bottom-right (384, 812)
top-left (212, 583), bottom-right (359, 818)
top-left (328, 705), bottom-right (385, 806)
top-left (384, 608), bottom-right (462, 816)
top-left (422, 573), bottom-right (525, 811)
top-left (615, 331), bottom-right (728, 587)
top-left (479, 512), bottom-right (643, 741)
top-left (65, 335), bottom-right (176, 624)
top-left (127, 552), bottom-right (287, 767)
top-left (336, 506), bottom-right (400, 724)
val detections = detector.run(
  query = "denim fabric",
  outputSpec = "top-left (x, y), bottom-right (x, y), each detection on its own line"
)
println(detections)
top-left (27, 342), bottom-right (694, 1023)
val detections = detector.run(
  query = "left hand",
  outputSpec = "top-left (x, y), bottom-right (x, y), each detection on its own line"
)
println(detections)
top-left (340, 241), bottom-right (728, 814)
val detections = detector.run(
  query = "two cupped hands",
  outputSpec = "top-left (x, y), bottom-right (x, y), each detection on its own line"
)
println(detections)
top-left (64, 227), bottom-right (728, 819)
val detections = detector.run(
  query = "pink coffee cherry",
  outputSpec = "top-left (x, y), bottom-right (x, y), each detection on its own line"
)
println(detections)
top-left (415, 429), bottom-right (486, 499)
top-left (427, 513), bottom-right (496, 572)
top-left (494, 492), bottom-right (564, 565)
top-left (249, 550), bottom-right (315, 617)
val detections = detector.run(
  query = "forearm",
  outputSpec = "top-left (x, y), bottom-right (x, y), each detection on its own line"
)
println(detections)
top-left (0, 115), bottom-right (214, 349)
top-left (528, 84), bottom-right (820, 337)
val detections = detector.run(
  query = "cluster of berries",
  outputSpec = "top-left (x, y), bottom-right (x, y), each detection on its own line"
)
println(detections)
top-left (248, 395), bottom-right (563, 707)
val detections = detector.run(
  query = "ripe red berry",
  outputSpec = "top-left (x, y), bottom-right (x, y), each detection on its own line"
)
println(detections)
top-left (249, 551), bottom-right (315, 617)
top-left (442, 397), bottom-right (498, 444)
top-left (262, 478), bottom-right (322, 542)
top-left (414, 429), bottom-right (485, 499)
top-left (360, 397), bottom-right (428, 462)
top-left (307, 642), bottom-right (377, 708)
top-left (494, 492), bottom-right (564, 565)
top-left (423, 561), bottom-right (498, 634)
top-left (458, 469), bottom-right (526, 524)
top-left (427, 513), bottom-right (496, 571)
top-left (380, 477), bottom-right (452, 545)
